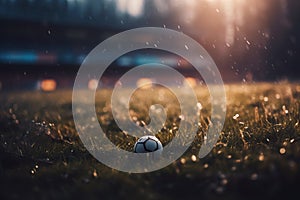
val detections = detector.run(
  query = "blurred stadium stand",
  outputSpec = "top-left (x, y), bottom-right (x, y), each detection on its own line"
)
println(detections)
top-left (0, 0), bottom-right (299, 90)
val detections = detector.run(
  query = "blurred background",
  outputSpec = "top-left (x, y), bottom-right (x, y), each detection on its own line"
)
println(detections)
top-left (0, 0), bottom-right (299, 90)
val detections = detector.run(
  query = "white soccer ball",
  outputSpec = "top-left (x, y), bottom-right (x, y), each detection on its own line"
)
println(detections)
top-left (134, 135), bottom-right (163, 153)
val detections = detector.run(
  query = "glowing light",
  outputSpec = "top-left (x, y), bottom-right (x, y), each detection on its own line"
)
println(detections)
top-left (116, 0), bottom-right (144, 17)
top-left (39, 79), bottom-right (57, 92)
top-left (116, 0), bottom-right (127, 13)
top-left (88, 79), bottom-right (99, 90)
top-left (279, 148), bottom-right (286, 155)
top-left (154, 0), bottom-right (169, 14)
top-left (180, 158), bottom-right (186, 165)
top-left (199, 0), bottom-right (248, 45)
top-left (184, 77), bottom-right (197, 88)
top-left (233, 113), bottom-right (239, 120)
top-left (136, 78), bottom-right (153, 89)
top-left (191, 155), bottom-right (197, 162)
top-left (128, 0), bottom-right (144, 17)
top-left (258, 153), bottom-right (264, 161)
top-left (92, 169), bottom-right (98, 178)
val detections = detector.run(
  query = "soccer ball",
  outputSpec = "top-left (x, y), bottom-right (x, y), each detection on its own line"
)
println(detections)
top-left (134, 135), bottom-right (163, 153)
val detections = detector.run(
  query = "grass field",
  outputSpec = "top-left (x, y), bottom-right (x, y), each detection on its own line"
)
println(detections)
top-left (0, 82), bottom-right (300, 200)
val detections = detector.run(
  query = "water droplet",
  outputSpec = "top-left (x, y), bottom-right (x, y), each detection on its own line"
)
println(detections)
top-left (250, 173), bottom-right (258, 180)
top-left (258, 153), bottom-right (264, 161)
top-left (191, 155), bottom-right (197, 162)
top-left (221, 179), bottom-right (228, 185)
top-left (197, 102), bottom-right (202, 110)
top-left (290, 138), bottom-right (295, 143)
top-left (279, 148), bottom-right (286, 154)
top-left (179, 115), bottom-right (185, 120)
top-left (215, 186), bottom-right (224, 194)
top-left (233, 114), bottom-right (239, 120)
top-left (180, 158), bottom-right (186, 165)
top-left (231, 166), bottom-right (237, 171)
top-left (92, 169), bottom-right (98, 178)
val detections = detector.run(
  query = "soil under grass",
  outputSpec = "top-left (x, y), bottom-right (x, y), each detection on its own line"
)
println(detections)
top-left (0, 82), bottom-right (300, 200)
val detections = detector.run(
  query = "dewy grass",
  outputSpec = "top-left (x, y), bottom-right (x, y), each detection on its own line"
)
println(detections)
top-left (0, 82), bottom-right (300, 199)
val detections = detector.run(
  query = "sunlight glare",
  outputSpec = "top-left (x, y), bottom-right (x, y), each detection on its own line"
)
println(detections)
top-left (117, 0), bottom-right (144, 17)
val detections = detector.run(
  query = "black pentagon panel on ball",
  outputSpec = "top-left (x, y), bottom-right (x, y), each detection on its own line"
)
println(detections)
top-left (133, 135), bottom-right (163, 154)
top-left (144, 138), bottom-right (158, 152)
top-left (134, 142), bottom-right (147, 153)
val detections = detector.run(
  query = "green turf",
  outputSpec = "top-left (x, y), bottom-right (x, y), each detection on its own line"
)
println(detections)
top-left (0, 82), bottom-right (300, 200)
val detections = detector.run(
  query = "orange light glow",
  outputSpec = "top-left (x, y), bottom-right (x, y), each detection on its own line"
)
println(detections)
top-left (184, 77), bottom-right (197, 88)
top-left (136, 78), bottom-right (153, 89)
top-left (117, 0), bottom-right (144, 17)
top-left (88, 79), bottom-right (99, 90)
top-left (40, 79), bottom-right (57, 92)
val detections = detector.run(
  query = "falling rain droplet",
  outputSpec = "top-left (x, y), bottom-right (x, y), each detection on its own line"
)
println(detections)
top-left (191, 155), bottom-right (197, 162)
top-left (290, 138), bottom-right (295, 143)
